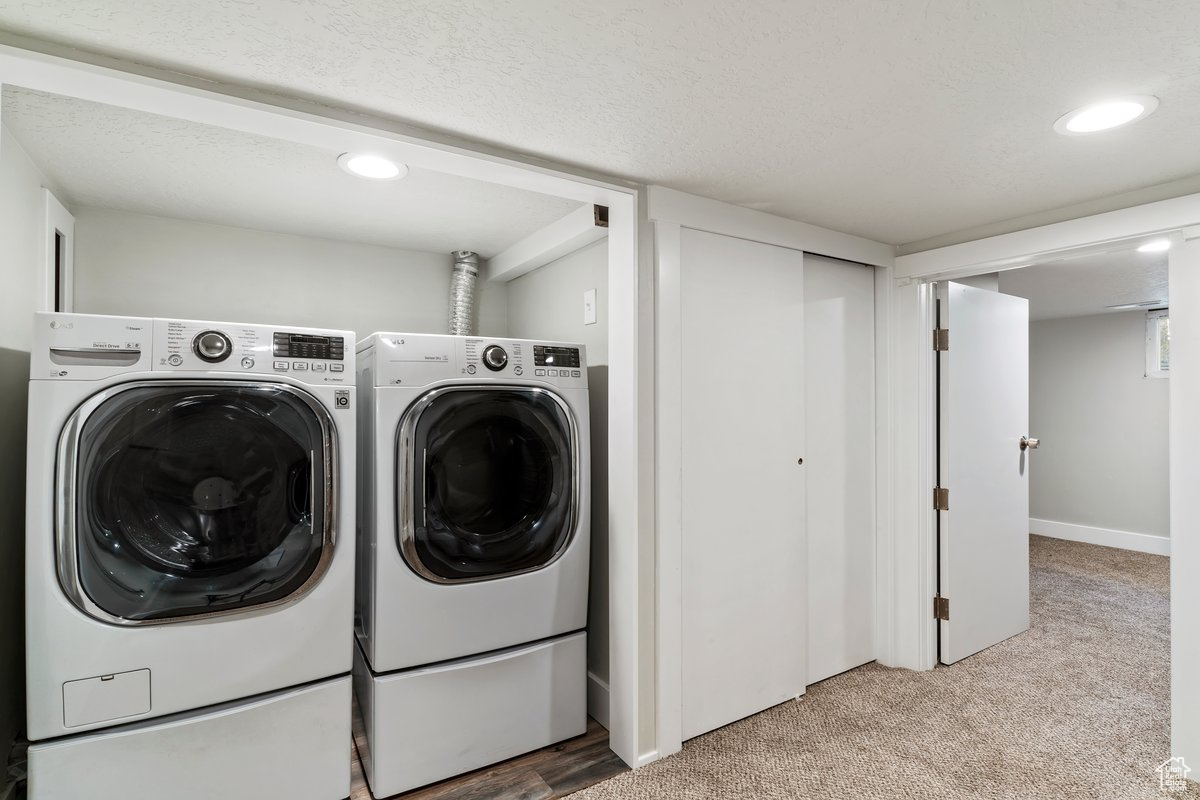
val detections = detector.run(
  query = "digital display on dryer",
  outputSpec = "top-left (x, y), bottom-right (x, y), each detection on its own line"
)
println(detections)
top-left (273, 332), bottom-right (345, 360)
top-left (533, 346), bottom-right (580, 368)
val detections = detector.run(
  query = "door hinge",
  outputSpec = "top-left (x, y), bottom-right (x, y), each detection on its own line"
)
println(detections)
top-left (933, 328), bottom-right (950, 351)
top-left (934, 595), bottom-right (950, 620)
top-left (933, 486), bottom-right (950, 511)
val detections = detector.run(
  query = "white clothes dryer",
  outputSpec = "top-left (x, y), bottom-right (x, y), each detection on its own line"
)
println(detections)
top-left (25, 312), bottom-right (356, 800)
top-left (354, 333), bottom-right (590, 797)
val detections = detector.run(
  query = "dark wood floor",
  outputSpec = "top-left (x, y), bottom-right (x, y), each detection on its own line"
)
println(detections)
top-left (350, 706), bottom-right (627, 800)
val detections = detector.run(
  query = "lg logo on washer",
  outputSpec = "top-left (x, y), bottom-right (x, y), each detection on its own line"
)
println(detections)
top-left (334, 390), bottom-right (351, 408)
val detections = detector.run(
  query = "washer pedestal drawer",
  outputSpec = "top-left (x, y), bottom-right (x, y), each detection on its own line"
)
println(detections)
top-left (28, 675), bottom-right (351, 800)
top-left (354, 631), bottom-right (587, 797)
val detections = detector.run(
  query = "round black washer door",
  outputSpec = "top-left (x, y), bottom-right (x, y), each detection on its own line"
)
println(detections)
top-left (71, 384), bottom-right (331, 622)
top-left (406, 388), bottom-right (576, 581)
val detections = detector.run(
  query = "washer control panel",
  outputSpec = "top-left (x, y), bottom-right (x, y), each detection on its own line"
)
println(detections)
top-left (157, 319), bottom-right (352, 384)
top-left (32, 313), bottom-right (354, 385)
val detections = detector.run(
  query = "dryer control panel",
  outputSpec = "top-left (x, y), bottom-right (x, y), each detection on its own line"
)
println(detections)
top-left (362, 332), bottom-right (588, 389)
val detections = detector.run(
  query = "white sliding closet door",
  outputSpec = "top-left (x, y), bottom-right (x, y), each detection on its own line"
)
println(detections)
top-left (680, 228), bottom-right (806, 741)
top-left (804, 255), bottom-right (876, 685)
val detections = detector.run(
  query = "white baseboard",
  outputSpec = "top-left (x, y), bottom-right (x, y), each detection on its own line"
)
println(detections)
top-left (586, 670), bottom-right (610, 730)
top-left (1030, 518), bottom-right (1170, 556)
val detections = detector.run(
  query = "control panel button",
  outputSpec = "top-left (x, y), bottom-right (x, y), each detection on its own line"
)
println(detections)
top-left (193, 330), bottom-right (232, 363)
top-left (312, 363), bottom-right (326, 372)
top-left (292, 362), bottom-right (308, 371)
top-left (466, 364), bottom-right (477, 375)
top-left (514, 366), bottom-right (523, 376)
top-left (535, 369), bottom-right (546, 377)
top-left (330, 364), bottom-right (344, 372)
top-left (547, 369), bottom-right (558, 377)
top-left (572, 370), bottom-right (581, 377)
top-left (167, 354), bottom-right (183, 367)
top-left (273, 361), bottom-right (288, 370)
top-left (482, 344), bottom-right (508, 372)
top-left (241, 357), bottom-right (255, 370)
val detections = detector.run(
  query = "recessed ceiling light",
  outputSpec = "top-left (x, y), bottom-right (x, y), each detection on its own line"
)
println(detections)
top-left (1053, 95), bottom-right (1158, 135)
top-left (1137, 238), bottom-right (1172, 253)
top-left (337, 152), bottom-right (407, 181)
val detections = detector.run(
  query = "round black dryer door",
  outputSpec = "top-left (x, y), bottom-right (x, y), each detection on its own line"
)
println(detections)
top-left (399, 387), bottom-right (578, 582)
top-left (64, 382), bottom-right (335, 623)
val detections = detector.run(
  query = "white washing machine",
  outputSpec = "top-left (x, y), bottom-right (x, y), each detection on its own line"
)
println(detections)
top-left (25, 312), bottom-right (356, 800)
top-left (354, 333), bottom-right (590, 797)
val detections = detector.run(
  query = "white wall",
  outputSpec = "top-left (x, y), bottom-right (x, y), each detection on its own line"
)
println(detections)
top-left (954, 272), bottom-right (999, 291)
top-left (1170, 237), bottom-right (1200, 771)
top-left (1028, 311), bottom-right (1168, 540)
top-left (0, 124), bottom-right (47, 778)
top-left (72, 207), bottom-right (508, 338)
top-left (505, 239), bottom-right (610, 714)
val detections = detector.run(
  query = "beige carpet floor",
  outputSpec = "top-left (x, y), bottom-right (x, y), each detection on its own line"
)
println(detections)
top-left (572, 535), bottom-right (1197, 799)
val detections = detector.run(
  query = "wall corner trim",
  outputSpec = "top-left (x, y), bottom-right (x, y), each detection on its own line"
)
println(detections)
top-left (586, 671), bottom-right (611, 731)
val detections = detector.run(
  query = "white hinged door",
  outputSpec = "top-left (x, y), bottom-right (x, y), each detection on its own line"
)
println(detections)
top-left (938, 281), bottom-right (1030, 664)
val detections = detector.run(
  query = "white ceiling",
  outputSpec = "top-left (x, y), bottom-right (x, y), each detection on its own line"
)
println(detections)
top-left (3, 1), bottom-right (1200, 247)
top-left (997, 245), bottom-right (1168, 321)
top-left (1, 86), bottom-right (581, 257)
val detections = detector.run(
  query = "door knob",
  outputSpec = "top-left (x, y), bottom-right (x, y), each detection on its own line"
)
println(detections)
top-left (1020, 436), bottom-right (1040, 451)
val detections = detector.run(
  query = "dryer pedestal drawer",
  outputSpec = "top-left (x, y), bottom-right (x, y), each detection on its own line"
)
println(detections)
top-left (354, 631), bottom-right (587, 797)
top-left (29, 675), bottom-right (351, 800)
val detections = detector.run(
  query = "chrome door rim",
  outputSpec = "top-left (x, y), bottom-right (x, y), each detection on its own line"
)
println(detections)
top-left (395, 384), bottom-right (581, 584)
top-left (56, 379), bottom-right (339, 626)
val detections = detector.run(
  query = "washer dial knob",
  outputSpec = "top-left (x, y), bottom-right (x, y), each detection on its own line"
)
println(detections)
top-left (482, 344), bottom-right (508, 371)
top-left (193, 330), bottom-right (232, 363)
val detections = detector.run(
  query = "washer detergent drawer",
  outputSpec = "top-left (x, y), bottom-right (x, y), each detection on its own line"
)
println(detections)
top-left (63, 669), bottom-right (151, 728)
top-left (355, 631), bottom-right (587, 797)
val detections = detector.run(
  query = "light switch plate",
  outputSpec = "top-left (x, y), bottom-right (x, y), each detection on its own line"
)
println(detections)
top-left (583, 289), bottom-right (597, 325)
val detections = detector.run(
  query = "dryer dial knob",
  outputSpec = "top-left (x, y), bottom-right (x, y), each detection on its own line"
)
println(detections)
top-left (482, 344), bottom-right (508, 371)
top-left (193, 330), bottom-right (232, 363)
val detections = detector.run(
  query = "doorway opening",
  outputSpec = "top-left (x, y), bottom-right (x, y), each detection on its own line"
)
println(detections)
top-left (917, 234), bottom-right (1178, 795)
top-left (932, 237), bottom-right (1172, 667)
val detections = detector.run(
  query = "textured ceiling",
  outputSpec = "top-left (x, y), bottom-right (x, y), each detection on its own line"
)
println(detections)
top-left (3, 1), bottom-right (1200, 247)
top-left (1, 86), bottom-right (580, 257)
top-left (998, 245), bottom-right (1168, 321)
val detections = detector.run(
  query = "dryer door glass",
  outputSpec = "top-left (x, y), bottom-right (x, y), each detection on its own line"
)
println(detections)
top-left (69, 383), bottom-right (334, 622)
top-left (403, 388), bottom-right (577, 582)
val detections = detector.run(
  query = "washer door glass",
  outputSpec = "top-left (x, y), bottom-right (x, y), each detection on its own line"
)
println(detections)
top-left (404, 388), bottom-right (576, 582)
top-left (70, 383), bottom-right (333, 622)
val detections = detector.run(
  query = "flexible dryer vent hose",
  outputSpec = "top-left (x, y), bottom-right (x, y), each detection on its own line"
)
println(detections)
top-left (448, 250), bottom-right (480, 336)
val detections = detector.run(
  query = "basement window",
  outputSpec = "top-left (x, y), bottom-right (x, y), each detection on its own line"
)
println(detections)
top-left (1146, 309), bottom-right (1170, 379)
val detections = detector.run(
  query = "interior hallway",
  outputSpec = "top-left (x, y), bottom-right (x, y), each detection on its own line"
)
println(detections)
top-left (571, 536), bottom-right (1195, 799)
